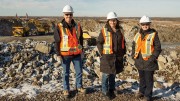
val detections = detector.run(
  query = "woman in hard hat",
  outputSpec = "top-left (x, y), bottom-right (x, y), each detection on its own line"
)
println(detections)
top-left (97, 12), bottom-right (126, 100)
top-left (132, 15), bottom-right (161, 101)
top-left (54, 5), bottom-right (86, 98)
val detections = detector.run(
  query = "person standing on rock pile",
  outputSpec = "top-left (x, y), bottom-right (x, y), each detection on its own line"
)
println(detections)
top-left (54, 5), bottom-right (86, 98)
top-left (132, 15), bottom-right (162, 101)
top-left (97, 12), bottom-right (126, 100)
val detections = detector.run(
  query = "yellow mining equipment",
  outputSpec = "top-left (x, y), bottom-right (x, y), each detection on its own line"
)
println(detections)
top-left (83, 30), bottom-right (91, 39)
top-left (83, 30), bottom-right (92, 48)
top-left (29, 19), bottom-right (50, 35)
top-left (12, 26), bottom-right (29, 37)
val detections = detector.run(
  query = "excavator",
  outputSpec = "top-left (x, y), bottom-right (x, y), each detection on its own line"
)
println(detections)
top-left (12, 26), bottom-right (29, 37)
top-left (12, 13), bottom-right (50, 36)
top-left (12, 19), bottom-right (30, 37)
top-left (12, 18), bottom-right (50, 36)
top-left (28, 18), bottom-right (50, 35)
top-left (83, 30), bottom-right (92, 48)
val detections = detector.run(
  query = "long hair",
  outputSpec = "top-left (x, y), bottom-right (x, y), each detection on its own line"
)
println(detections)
top-left (106, 19), bottom-right (121, 29)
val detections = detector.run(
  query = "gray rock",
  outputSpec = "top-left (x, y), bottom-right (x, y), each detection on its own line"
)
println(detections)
top-left (94, 66), bottom-right (102, 79)
top-left (158, 55), bottom-right (167, 63)
top-left (35, 43), bottom-right (51, 54)
top-left (166, 56), bottom-right (173, 62)
top-left (124, 65), bottom-right (133, 73)
top-left (127, 57), bottom-right (135, 65)
top-left (158, 61), bottom-right (165, 70)
top-left (170, 51), bottom-right (178, 59)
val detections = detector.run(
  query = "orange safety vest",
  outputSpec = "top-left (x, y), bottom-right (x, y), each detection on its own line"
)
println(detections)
top-left (133, 32), bottom-right (156, 60)
top-left (102, 27), bottom-right (125, 54)
top-left (58, 23), bottom-right (82, 56)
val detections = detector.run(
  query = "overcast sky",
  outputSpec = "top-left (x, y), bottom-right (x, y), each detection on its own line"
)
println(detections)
top-left (0, 0), bottom-right (179, 17)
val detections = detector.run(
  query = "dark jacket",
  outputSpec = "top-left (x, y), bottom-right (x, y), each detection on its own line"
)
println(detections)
top-left (97, 24), bottom-right (126, 74)
top-left (131, 28), bottom-right (162, 71)
top-left (54, 19), bottom-right (83, 57)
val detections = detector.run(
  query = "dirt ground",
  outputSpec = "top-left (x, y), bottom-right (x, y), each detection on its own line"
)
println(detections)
top-left (0, 90), bottom-right (164, 101)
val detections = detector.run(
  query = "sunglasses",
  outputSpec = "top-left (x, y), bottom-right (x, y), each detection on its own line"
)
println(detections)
top-left (141, 23), bottom-right (150, 26)
top-left (65, 14), bottom-right (73, 16)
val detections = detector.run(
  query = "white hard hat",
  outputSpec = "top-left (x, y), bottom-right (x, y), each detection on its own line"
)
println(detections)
top-left (107, 12), bottom-right (117, 19)
top-left (62, 5), bottom-right (74, 13)
top-left (139, 15), bottom-right (151, 23)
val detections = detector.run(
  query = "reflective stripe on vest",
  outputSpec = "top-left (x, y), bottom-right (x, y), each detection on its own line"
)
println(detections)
top-left (58, 23), bottom-right (82, 56)
top-left (102, 28), bottom-right (113, 54)
top-left (102, 28), bottom-right (125, 54)
top-left (133, 32), bottom-right (156, 60)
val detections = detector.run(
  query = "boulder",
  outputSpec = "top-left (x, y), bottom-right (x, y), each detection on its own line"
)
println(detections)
top-left (170, 51), bottom-right (178, 59)
top-left (154, 81), bottom-right (164, 89)
top-left (158, 55), bottom-right (167, 63)
top-left (35, 43), bottom-right (51, 54)
top-left (70, 62), bottom-right (75, 73)
top-left (158, 61), bottom-right (165, 70)
top-left (83, 68), bottom-right (90, 76)
top-left (166, 56), bottom-right (172, 62)
top-left (127, 57), bottom-right (135, 65)
top-left (124, 65), bottom-right (133, 73)
top-left (94, 66), bottom-right (102, 79)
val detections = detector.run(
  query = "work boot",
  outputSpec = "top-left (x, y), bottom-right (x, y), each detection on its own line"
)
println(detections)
top-left (63, 90), bottom-right (70, 98)
top-left (109, 89), bottom-right (116, 99)
top-left (77, 87), bottom-right (87, 94)
top-left (135, 92), bottom-right (144, 98)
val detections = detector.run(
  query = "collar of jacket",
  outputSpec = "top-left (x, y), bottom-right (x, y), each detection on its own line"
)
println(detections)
top-left (140, 28), bottom-right (156, 35)
top-left (61, 19), bottom-right (76, 28)
top-left (105, 23), bottom-right (120, 33)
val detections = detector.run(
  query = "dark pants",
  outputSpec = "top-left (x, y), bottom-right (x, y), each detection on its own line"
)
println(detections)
top-left (138, 70), bottom-right (154, 99)
top-left (102, 73), bottom-right (116, 94)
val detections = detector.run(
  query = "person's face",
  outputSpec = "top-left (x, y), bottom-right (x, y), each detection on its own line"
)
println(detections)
top-left (64, 13), bottom-right (73, 24)
top-left (108, 19), bottom-right (117, 28)
top-left (140, 23), bottom-right (151, 31)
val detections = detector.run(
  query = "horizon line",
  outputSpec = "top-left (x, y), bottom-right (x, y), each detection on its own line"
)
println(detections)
top-left (0, 16), bottom-right (180, 18)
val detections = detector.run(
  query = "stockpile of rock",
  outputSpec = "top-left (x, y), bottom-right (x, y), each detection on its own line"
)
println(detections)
top-left (157, 49), bottom-right (180, 84)
top-left (0, 39), bottom-right (180, 100)
top-left (0, 39), bottom-right (56, 89)
top-left (0, 19), bottom-right (14, 36)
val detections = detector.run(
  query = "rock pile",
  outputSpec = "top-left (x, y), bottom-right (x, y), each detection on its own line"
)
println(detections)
top-left (0, 39), bottom-right (180, 100)
top-left (0, 19), bottom-right (15, 36)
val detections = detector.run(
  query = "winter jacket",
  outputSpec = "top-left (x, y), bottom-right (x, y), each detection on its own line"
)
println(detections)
top-left (97, 24), bottom-right (126, 74)
top-left (132, 28), bottom-right (162, 71)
